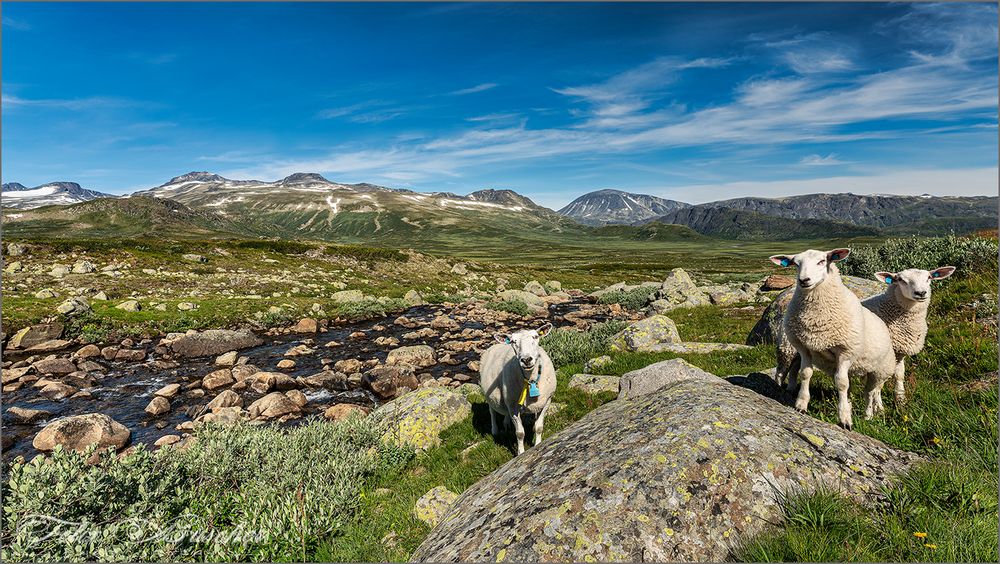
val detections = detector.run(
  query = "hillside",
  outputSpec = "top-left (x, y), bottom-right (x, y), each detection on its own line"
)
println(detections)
top-left (2, 181), bottom-right (115, 209)
top-left (1, 196), bottom-right (258, 239)
top-left (558, 189), bottom-right (689, 226)
top-left (698, 193), bottom-right (997, 235)
top-left (591, 221), bottom-right (704, 241)
top-left (650, 207), bottom-right (881, 240)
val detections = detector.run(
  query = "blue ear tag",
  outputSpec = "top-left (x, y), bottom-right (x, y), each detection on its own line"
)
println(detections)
top-left (885, 276), bottom-right (893, 284)
top-left (528, 382), bottom-right (540, 398)
top-left (831, 253), bottom-right (839, 260)
top-left (780, 259), bottom-right (789, 267)
top-left (505, 337), bottom-right (512, 344)
top-left (932, 272), bottom-right (939, 278)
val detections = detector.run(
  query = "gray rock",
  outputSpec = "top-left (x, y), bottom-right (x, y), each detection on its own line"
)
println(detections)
top-left (372, 387), bottom-right (471, 450)
top-left (451, 263), bottom-right (468, 275)
top-left (412, 361), bottom-right (921, 563)
top-left (8, 323), bottom-right (64, 349)
top-left (72, 260), bottom-right (96, 274)
top-left (657, 267), bottom-right (709, 309)
top-left (56, 297), bottom-right (91, 316)
top-left (6, 406), bottom-right (51, 424)
top-left (568, 373), bottom-right (620, 395)
top-left (4, 261), bottom-right (23, 273)
top-left (609, 315), bottom-right (681, 352)
top-left (497, 289), bottom-right (545, 308)
top-left (331, 289), bottom-right (365, 303)
top-left (404, 289), bottom-right (425, 306)
top-left (583, 355), bottom-right (612, 373)
top-left (523, 280), bottom-right (547, 297)
top-left (7, 242), bottom-right (27, 256)
top-left (163, 329), bottom-right (263, 358)
top-left (618, 358), bottom-right (716, 400)
top-left (144, 396), bottom-right (170, 416)
top-left (414, 486), bottom-right (460, 527)
top-left (49, 265), bottom-right (70, 278)
top-left (34, 288), bottom-right (58, 299)
top-left (116, 300), bottom-right (142, 312)
top-left (247, 392), bottom-right (300, 419)
top-left (386, 345), bottom-right (437, 368)
top-left (182, 254), bottom-right (207, 263)
top-left (177, 302), bottom-right (197, 311)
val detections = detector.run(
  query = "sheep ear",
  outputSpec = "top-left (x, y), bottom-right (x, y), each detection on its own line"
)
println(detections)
top-left (827, 249), bottom-right (850, 262)
top-left (930, 266), bottom-right (956, 280)
top-left (875, 271), bottom-right (896, 284)
top-left (536, 323), bottom-right (553, 337)
top-left (494, 333), bottom-right (512, 345)
top-left (770, 255), bottom-right (793, 267)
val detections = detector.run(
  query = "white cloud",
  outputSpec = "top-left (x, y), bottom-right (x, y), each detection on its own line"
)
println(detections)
top-left (448, 83), bottom-right (498, 96)
top-left (799, 154), bottom-right (846, 166)
top-left (2, 16), bottom-right (31, 31)
top-left (1, 94), bottom-right (152, 111)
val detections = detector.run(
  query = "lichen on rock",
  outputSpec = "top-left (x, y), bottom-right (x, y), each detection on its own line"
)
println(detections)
top-left (372, 387), bottom-right (471, 451)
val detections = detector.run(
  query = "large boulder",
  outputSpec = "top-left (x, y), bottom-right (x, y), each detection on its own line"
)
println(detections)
top-left (497, 290), bottom-right (545, 309)
top-left (32, 413), bottom-right (130, 453)
top-left (386, 345), bottom-right (437, 368)
top-left (657, 268), bottom-right (710, 310)
top-left (8, 323), bottom-right (64, 349)
top-left (372, 387), bottom-right (471, 450)
top-left (163, 329), bottom-right (263, 358)
top-left (412, 361), bottom-right (920, 562)
top-left (609, 315), bottom-right (681, 352)
top-left (746, 275), bottom-right (883, 346)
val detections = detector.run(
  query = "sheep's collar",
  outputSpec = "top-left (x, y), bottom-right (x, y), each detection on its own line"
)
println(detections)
top-left (510, 344), bottom-right (542, 405)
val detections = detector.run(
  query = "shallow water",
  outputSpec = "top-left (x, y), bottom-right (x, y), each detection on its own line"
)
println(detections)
top-left (2, 299), bottom-right (604, 462)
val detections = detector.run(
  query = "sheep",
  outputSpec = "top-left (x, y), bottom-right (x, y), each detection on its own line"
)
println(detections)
top-left (861, 266), bottom-right (956, 404)
top-left (769, 249), bottom-right (897, 429)
top-left (479, 323), bottom-right (557, 454)
top-left (776, 266), bottom-right (957, 406)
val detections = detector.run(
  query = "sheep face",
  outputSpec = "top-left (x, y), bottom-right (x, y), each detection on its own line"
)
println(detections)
top-left (495, 323), bottom-right (553, 371)
top-left (769, 248), bottom-right (850, 291)
top-left (875, 266), bottom-right (956, 302)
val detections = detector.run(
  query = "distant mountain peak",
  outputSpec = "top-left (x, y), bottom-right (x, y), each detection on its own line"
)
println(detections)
top-left (166, 171), bottom-right (228, 185)
top-left (1, 180), bottom-right (112, 209)
top-left (558, 189), bottom-right (690, 226)
top-left (2, 182), bottom-right (29, 192)
top-left (467, 188), bottom-right (539, 208)
top-left (281, 172), bottom-right (330, 184)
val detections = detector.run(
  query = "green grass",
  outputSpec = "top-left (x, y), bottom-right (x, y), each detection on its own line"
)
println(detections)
top-left (485, 299), bottom-right (531, 317)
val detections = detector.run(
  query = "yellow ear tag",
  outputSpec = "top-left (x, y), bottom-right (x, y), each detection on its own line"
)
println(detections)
top-left (519, 381), bottom-right (529, 406)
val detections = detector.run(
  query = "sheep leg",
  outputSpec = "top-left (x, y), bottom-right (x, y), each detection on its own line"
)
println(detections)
top-left (793, 349), bottom-right (813, 413)
top-left (893, 358), bottom-right (906, 405)
top-left (833, 357), bottom-right (853, 430)
top-left (785, 354), bottom-right (802, 392)
top-left (532, 402), bottom-right (550, 447)
top-left (863, 374), bottom-right (885, 419)
top-left (511, 411), bottom-right (526, 455)
top-left (489, 407), bottom-right (499, 436)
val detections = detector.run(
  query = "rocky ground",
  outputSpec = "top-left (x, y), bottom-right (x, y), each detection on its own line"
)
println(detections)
top-left (2, 244), bottom-right (787, 463)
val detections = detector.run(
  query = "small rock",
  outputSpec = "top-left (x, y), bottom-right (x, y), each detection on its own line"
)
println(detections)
top-left (215, 351), bottom-right (239, 366)
top-left (206, 389), bottom-right (243, 411)
top-left (40, 382), bottom-right (78, 400)
top-left (32, 358), bottom-right (76, 376)
top-left (202, 369), bottom-right (235, 390)
top-left (74, 344), bottom-right (101, 359)
top-left (404, 289), bottom-right (425, 306)
top-left (569, 373), bottom-right (620, 395)
top-left (323, 403), bottom-right (370, 421)
top-left (6, 406), bottom-right (51, 424)
top-left (413, 486), bottom-right (460, 527)
top-left (116, 300), bottom-right (142, 312)
top-left (285, 389), bottom-right (309, 407)
top-left (182, 254), bottom-right (206, 263)
top-left (277, 359), bottom-right (296, 370)
top-left (386, 345), bottom-right (437, 368)
top-left (92, 291), bottom-right (109, 301)
top-left (72, 260), bottom-right (96, 274)
top-left (293, 318), bottom-right (319, 333)
top-left (247, 392), bottom-right (301, 419)
top-left (145, 396), bottom-right (171, 416)
top-left (177, 302), bottom-right (197, 311)
top-left (154, 383), bottom-right (181, 398)
top-left (56, 297), bottom-right (91, 316)
top-left (34, 288), bottom-right (59, 299)
top-left (154, 435), bottom-right (181, 447)
top-left (524, 280), bottom-right (547, 297)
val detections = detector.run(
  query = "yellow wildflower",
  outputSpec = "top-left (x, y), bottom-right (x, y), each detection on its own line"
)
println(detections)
top-left (913, 532), bottom-right (928, 539)
top-left (931, 436), bottom-right (941, 445)
top-left (924, 544), bottom-right (937, 550)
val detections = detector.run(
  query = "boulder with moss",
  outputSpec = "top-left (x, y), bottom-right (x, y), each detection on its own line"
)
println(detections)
top-left (412, 360), bottom-right (920, 562)
top-left (372, 387), bottom-right (471, 451)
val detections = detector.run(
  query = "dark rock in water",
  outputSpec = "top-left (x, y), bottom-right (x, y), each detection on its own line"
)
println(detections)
top-left (164, 329), bottom-right (263, 358)
top-left (412, 360), bottom-right (920, 563)
top-left (746, 275), bottom-right (882, 345)
top-left (364, 365), bottom-right (419, 399)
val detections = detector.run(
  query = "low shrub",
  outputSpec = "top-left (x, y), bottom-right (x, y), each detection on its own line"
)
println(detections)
top-left (485, 299), bottom-right (531, 317)
top-left (596, 286), bottom-right (657, 310)
top-left (334, 298), bottom-right (408, 320)
top-left (541, 320), bottom-right (627, 367)
top-left (840, 235), bottom-right (998, 279)
top-left (1, 418), bottom-right (412, 562)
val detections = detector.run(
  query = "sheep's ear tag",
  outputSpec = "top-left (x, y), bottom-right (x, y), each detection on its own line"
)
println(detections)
top-left (831, 253), bottom-right (839, 260)
top-left (932, 272), bottom-right (940, 278)
top-left (780, 259), bottom-right (790, 267)
top-left (885, 276), bottom-right (893, 284)
top-left (528, 382), bottom-right (540, 398)
top-left (504, 337), bottom-right (512, 344)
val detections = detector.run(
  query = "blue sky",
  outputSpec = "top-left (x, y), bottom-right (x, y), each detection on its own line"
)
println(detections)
top-left (2, 2), bottom-right (997, 207)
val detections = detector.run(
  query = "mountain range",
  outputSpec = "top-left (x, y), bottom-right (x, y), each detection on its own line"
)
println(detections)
top-left (2, 172), bottom-right (996, 244)
top-left (1, 181), bottom-right (115, 209)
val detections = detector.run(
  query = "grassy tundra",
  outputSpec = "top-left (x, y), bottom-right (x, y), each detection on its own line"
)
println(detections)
top-left (2, 234), bottom-right (996, 562)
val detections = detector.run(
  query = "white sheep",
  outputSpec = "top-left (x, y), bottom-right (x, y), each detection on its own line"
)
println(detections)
top-left (770, 249), bottom-right (897, 429)
top-left (479, 323), bottom-right (556, 454)
top-left (862, 266), bottom-right (956, 403)
top-left (776, 266), bottom-right (957, 406)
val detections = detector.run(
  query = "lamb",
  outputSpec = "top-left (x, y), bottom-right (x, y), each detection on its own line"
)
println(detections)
top-left (479, 323), bottom-right (557, 454)
top-left (775, 266), bottom-right (957, 405)
top-left (769, 248), bottom-right (897, 429)
top-left (861, 266), bottom-right (956, 403)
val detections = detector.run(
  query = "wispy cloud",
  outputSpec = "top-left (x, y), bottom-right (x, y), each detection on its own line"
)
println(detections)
top-left (126, 51), bottom-right (178, 65)
top-left (2, 16), bottom-right (31, 31)
top-left (799, 153), bottom-right (846, 166)
top-left (466, 112), bottom-right (521, 122)
top-left (316, 100), bottom-right (408, 123)
top-left (448, 83), bottom-right (498, 96)
top-left (2, 94), bottom-right (152, 111)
